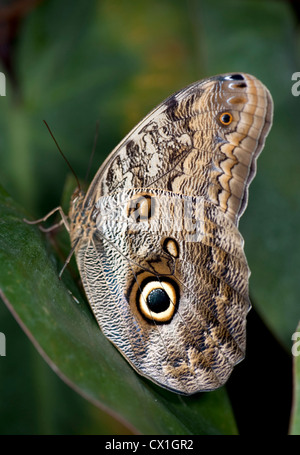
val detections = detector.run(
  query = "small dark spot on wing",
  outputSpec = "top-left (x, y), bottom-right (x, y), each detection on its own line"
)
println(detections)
top-left (165, 96), bottom-right (180, 122)
top-left (227, 74), bottom-right (245, 81)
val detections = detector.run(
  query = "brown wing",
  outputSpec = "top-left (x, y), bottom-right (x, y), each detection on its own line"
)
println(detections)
top-left (76, 189), bottom-right (250, 394)
top-left (71, 73), bottom-right (273, 394)
top-left (85, 73), bottom-right (273, 225)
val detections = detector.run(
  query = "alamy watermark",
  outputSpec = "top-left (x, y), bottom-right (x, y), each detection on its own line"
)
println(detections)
top-left (291, 331), bottom-right (300, 357)
top-left (95, 192), bottom-right (206, 242)
top-left (0, 332), bottom-right (6, 356)
top-left (291, 72), bottom-right (300, 96)
top-left (0, 72), bottom-right (5, 96)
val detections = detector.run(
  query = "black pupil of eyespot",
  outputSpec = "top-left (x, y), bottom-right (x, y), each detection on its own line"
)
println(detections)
top-left (222, 114), bottom-right (231, 124)
top-left (147, 288), bottom-right (170, 313)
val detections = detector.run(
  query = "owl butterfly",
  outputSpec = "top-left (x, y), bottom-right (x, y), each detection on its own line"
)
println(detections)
top-left (37, 73), bottom-right (273, 395)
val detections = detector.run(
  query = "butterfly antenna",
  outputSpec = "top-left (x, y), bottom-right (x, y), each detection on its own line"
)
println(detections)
top-left (85, 120), bottom-right (100, 182)
top-left (43, 120), bottom-right (81, 191)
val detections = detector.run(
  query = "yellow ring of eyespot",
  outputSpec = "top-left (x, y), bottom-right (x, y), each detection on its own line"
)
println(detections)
top-left (139, 281), bottom-right (177, 322)
top-left (219, 112), bottom-right (233, 126)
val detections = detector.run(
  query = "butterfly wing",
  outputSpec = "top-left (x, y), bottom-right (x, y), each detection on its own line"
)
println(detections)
top-left (70, 73), bottom-right (273, 394)
top-left (76, 189), bottom-right (250, 394)
top-left (86, 73), bottom-right (273, 225)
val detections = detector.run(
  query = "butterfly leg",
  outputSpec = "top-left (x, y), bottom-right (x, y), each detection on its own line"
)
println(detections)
top-left (23, 206), bottom-right (70, 233)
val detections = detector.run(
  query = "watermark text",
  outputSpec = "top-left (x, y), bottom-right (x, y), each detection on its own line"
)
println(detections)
top-left (291, 72), bottom-right (300, 96)
top-left (291, 331), bottom-right (300, 357)
top-left (0, 332), bottom-right (6, 356)
top-left (0, 72), bottom-right (5, 96)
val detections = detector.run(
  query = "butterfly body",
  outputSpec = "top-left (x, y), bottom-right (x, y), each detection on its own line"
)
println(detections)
top-left (69, 73), bottom-right (273, 394)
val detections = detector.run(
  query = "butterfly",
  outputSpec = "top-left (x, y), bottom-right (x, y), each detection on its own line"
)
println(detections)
top-left (31, 73), bottom-right (273, 395)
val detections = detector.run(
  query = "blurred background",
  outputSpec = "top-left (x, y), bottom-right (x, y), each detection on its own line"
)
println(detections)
top-left (0, 0), bottom-right (299, 434)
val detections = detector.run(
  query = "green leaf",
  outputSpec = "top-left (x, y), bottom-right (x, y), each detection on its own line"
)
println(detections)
top-left (0, 298), bottom-right (131, 435)
top-left (0, 186), bottom-right (238, 434)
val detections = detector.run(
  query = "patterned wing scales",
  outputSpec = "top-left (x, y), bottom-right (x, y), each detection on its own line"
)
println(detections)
top-left (86, 73), bottom-right (273, 225)
top-left (70, 73), bottom-right (273, 394)
top-left (74, 189), bottom-right (250, 394)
